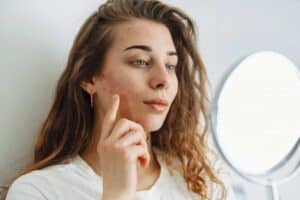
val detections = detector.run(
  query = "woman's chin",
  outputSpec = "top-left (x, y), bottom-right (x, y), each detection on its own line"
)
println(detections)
top-left (138, 117), bottom-right (165, 132)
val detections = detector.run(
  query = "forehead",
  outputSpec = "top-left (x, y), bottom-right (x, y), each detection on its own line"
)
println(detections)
top-left (109, 19), bottom-right (176, 52)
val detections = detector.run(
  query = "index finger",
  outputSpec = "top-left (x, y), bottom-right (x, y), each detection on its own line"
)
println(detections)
top-left (100, 94), bottom-right (120, 140)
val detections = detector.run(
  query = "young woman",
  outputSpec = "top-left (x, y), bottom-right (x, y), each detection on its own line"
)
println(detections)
top-left (5, 0), bottom-right (235, 199)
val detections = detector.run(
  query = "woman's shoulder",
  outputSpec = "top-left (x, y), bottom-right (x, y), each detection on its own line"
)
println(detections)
top-left (10, 157), bottom-right (79, 183)
top-left (6, 156), bottom-right (95, 199)
top-left (153, 147), bottom-right (236, 200)
top-left (6, 168), bottom-right (58, 199)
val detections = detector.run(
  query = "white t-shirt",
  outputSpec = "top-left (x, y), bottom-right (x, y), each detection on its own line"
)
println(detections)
top-left (6, 148), bottom-right (236, 200)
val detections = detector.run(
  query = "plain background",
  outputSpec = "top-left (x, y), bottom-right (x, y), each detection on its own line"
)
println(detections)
top-left (1, 0), bottom-right (299, 199)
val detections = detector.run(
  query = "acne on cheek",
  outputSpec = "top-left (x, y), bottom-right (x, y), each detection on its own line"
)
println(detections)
top-left (108, 85), bottom-right (136, 119)
top-left (99, 73), bottom-right (118, 95)
top-left (100, 72), bottom-right (131, 99)
top-left (100, 76), bottom-right (144, 122)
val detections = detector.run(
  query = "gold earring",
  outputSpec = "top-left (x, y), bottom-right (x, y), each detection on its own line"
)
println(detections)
top-left (90, 92), bottom-right (94, 108)
top-left (89, 86), bottom-right (95, 109)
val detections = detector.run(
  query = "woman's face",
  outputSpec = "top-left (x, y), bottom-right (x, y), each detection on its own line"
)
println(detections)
top-left (94, 19), bottom-right (178, 133)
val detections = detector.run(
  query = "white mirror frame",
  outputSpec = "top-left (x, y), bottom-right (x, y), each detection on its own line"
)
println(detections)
top-left (209, 51), bottom-right (300, 200)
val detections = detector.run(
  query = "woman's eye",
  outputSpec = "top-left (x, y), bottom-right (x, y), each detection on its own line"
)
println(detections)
top-left (132, 59), bottom-right (148, 66)
top-left (166, 64), bottom-right (176, 71)
top-left (131, 59), bottom-right (176, 71)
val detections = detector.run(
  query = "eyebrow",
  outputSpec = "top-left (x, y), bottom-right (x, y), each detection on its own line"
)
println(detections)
top-left (123, 45), bottom-right (177, 56)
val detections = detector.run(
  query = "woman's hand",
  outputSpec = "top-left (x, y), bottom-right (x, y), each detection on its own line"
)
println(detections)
top-left (97, 94), bottom-right (150, 200)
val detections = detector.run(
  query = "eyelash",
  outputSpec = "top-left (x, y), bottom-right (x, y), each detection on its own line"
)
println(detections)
top-left (132, 59), bottom-right (176, 71)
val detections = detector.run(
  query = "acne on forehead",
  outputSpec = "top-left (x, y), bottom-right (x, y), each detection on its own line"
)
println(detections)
top-left (112, 20), bottom-right (175, 50)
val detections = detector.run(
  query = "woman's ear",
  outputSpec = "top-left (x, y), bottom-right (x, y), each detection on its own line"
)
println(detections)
top-left (80, 75), bottom-right (98, 94)
top-left (80, 81), bottom-right (95, 94)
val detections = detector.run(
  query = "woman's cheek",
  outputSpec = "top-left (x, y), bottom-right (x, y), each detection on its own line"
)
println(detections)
top-left (118, 93), bottom-right (130, 118)
top-left (101, 82), bottom-right (135, 116)
top-left (98, 73), bottom-right (124, 96)
top-left (172, 79), bottom-right (179, 100)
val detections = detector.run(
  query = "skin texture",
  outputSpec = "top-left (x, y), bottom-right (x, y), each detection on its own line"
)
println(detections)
top-left (80, 19), bottom-right (178, 199)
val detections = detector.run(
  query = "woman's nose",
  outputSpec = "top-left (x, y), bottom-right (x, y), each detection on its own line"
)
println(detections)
top-left (149, 64), bottom-right (170, 90)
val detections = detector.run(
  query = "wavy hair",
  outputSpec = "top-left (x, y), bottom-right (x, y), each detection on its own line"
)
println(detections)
top-left (4, 0), bottom-right (226, 199)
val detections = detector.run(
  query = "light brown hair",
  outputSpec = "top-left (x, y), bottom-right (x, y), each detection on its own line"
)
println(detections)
top-left (4, 0), bottom-right (226, 199)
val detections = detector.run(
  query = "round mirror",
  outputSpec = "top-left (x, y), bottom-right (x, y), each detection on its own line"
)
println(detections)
top-left (210, 51), bottom-right (300, 199)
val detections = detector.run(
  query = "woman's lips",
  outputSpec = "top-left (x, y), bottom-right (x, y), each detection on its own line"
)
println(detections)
top-left (143, 99), bottom-right (169, 112)
top-left (144, 103), bottom-right (168, 112)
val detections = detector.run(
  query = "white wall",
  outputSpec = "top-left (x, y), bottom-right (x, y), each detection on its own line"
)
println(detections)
top-left (1, 0), bottom-right (299, 199)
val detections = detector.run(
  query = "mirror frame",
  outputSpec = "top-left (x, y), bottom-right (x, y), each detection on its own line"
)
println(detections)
top-left (209, 51), bottom-right (300, 187)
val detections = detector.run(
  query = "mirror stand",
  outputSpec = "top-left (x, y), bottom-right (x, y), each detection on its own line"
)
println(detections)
top-left (267, 182), bottom-right (279, 200)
